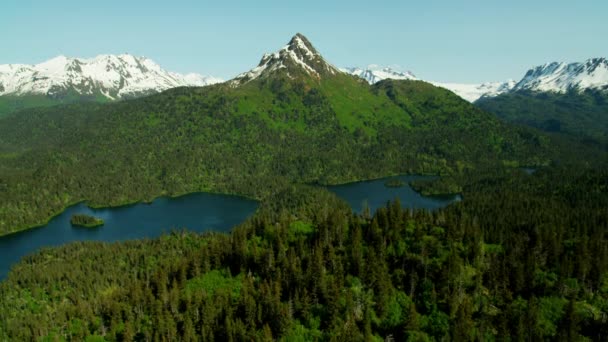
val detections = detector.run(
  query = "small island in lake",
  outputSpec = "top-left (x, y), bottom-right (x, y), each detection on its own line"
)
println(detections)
top-left (384, 178), bottom-right (405, 188)
top-left (70, 214), bottom-right (104, 228)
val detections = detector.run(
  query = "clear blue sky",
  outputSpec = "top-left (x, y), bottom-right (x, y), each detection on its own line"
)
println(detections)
top-left (1, 0), bottom-right (607, 83)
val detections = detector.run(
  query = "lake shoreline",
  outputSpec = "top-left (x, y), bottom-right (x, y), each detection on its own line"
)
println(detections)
top-left (0, 192), bottom-right (260, 280)
top-left (1, 173), bottom-right (461, 238)
top-left (0, 189), bottom-right (260, 238)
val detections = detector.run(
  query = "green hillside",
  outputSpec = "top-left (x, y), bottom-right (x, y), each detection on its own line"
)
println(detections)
top-left (0, 35), bottom-right (551, 236)
top-left (476, 89), bottom-right (608, 146)
top-left (0, 92), bottom-right (111, 118)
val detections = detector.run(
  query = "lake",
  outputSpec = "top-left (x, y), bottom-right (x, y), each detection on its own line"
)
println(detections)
top-left (0, 193), bottom-right (258, 280)
top-left (0, 175), bottom-right (460, 280)
top-left (327, 175), bottom-right (461, 214)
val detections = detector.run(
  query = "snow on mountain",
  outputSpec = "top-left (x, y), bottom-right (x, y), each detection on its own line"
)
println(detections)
top-left (341, 65), bottom-right (417, 84)
top-left (512, 58), bottom-right (608, 93)
top-left (231, 33), bottom-right (340, 85)
top-left (0, 54), bottom-right (222, 100)
top-left (344, 64), bottom-right (514, 102)
top-left (432, 80), bottom-right (516, 102)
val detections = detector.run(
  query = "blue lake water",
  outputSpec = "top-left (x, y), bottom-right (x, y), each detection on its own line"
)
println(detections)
top-left (327, 175), bottom-right (461, 214)
top-left (0, 193), bottom-right (258, 280)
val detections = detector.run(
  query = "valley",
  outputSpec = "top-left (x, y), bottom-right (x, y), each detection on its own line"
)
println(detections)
top-left (0, 24), bottom-right (606, 341)
top-left (0, 34), bottom-right (550, 237)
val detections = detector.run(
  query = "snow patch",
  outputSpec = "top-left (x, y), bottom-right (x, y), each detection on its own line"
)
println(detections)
top-left (343, 65), bottom-right (417, 84)
top-left (432, 80), bottom-right (516, 102)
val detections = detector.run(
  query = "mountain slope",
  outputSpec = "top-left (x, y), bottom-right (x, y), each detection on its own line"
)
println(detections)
top-left (0, 54), bottom-right (222, 116)
top-left (0, 34), bottom-right (550, 236)
top-left (476, 89), bottom-right (608, 145)
top-left (512, 58), bottom-right (608, 93)
top-left (476, 58), bottom-right (608, 144)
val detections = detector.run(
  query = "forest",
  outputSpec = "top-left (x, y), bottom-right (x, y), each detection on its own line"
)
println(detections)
top-left (476, 89), bottom-right (608, 147)
top-left (1, 164), bottom-right (607, 341)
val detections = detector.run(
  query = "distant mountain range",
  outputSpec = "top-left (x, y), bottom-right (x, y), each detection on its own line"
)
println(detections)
top-left (0, 54), bottom-right (222, 100)
top-left (341, 66), bottom-right (515, 102)
top-left (512, 58), bottom-right (608, 93)
top-left (341, 66), bottom-right (417, 84)
top-left (2, 51), bottom-right (606, 107)
top-left (431, 81), bottom-right (517, 102)
top-left (344, 58), bottom-right (608, 102)
top-left (475, 58), bottom-right (608, 144)
top-left (2, 46), bottom-right (607, 142)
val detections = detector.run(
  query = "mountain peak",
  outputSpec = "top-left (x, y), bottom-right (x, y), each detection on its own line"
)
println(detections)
top-left (287, 33), bottom-right (319, 57)
top-left (231, 33), bottom-right (339, 85)
top-left (514, 57), bottom-right (608, 93)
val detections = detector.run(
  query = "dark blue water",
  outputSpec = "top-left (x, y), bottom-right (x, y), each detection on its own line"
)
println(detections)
top-left (328, 175), bottom-right (461, 214)
top-left (0, 193), bottom-right (258, 280)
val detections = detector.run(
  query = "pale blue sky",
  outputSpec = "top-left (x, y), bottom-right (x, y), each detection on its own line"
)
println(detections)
top-left (1, 0), bottom-right (607, 83)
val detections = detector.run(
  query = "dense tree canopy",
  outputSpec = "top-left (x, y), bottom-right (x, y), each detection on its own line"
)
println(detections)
top-left (1, 166), bottom-right (607, 341)
top-left (476, 89), bottom-right (608, 148)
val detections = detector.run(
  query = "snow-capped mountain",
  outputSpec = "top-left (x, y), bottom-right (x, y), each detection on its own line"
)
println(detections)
top-left (512, 58), bottom-right (608, 93)
top-left (341, 66), bottom-right (417, 84)
top-left (344, 58), bottom-right (608, 102)
top-left (0, 54), bottom-right (222, 100)
top-left (231, 33), bottom-right (340, 85)
top-left (431, 58), bottom-right (608, 101)
top-left (344, 64), bottom-right (513, 102)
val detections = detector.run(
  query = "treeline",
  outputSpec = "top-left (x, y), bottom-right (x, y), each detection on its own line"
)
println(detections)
top-left (1, 167), bottom-right (607, 341)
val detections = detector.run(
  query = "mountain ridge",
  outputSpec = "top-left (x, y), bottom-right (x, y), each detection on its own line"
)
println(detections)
top-left (341, 65), bottom-right (515, 102)
top-left (346, 57), bottom-right (608, 102)
top-left (4, 50), bottom-right (605, 106)
top-left (0, 54), bottom-right (222, 100)
top-left (512, 57), bottom-right (608, 93)
top-left (341, 66), bottom-right (417, 84)
top-left (476, 58), bottom-right (608, 144)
